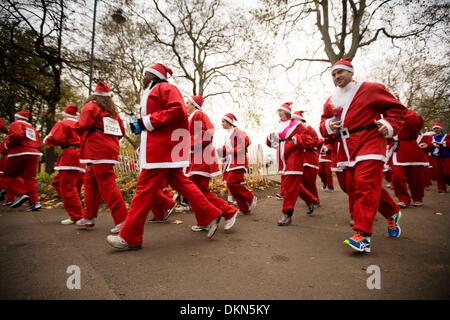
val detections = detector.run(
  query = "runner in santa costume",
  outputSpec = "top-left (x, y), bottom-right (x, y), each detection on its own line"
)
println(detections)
top-left (219, 113), bottom-right (257, 215)
top-left (2, 110), bottom-right (43, 211)
top-left (291, 110), bottom-right (321, 204)
top-left (107, 63), bottom-right (225, 250)
top-left (74, 81), bottom-right (128, 234)
top-left (430, 122), bottom-right (450, 192)
top-left (390, 109), bottom-right (428, 207)
top-left (317, 138), bottom-right (334, 192)
top-left (320, 58), bottom-right (406, 253)
top-left (185, 96), bottom-right (239, 232)
top-left (416, 130), bottom-right (434, 189)
top-left (0, 118), bottom-right (12, 203)
top-left (43, 104), bottom-right (86, 224)
top-left (266, 103), bottom-right (318, 226)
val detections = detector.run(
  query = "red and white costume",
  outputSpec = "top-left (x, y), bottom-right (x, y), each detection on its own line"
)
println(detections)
top-left (220, 113), bottom-right (255, 213)
top-left (186, 96), bottom-right (237, 220)
top-left (267, 106), bottom-right (317, 215)
top-left (429, 122), bottom-right (450, 192)
top-left (317, 138), bottom-right (334, 190)
top-left (44, 104), bottom-right (85, 221)
top-left (320, 59), bottom-right (406, 236)
top-left (391, 109), bottom-right (428, 204)
top-left (2, 110), bottom-right (42, 205)
top-left (76, 82), bottom-right (127, 225)
top-left (120, 64), bottom-right (223, 246)
top-left (416, 131), bottom-right (434, 187)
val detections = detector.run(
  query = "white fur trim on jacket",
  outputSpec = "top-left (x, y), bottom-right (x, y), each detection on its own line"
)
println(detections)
top-left (8, 152), bottom-right (42, 157)
top-left (376, 119), bottom-right (394, 138)
top-left (142, 114), bottom-right (155, 131)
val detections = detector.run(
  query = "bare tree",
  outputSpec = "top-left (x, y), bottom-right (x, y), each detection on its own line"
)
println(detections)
top-left (255, 0), bottom-right (449, 67)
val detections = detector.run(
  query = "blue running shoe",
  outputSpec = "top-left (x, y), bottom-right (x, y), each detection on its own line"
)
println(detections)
top-left (387, 211), bottom-right (402, 239)
top-left (343, 232), bottom-right (371, 253)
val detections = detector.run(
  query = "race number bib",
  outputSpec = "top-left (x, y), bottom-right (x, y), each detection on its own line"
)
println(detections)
top-left (103, 117), bottom-right (122, 136)
top-left (25, 128), bottom-right (36, 141)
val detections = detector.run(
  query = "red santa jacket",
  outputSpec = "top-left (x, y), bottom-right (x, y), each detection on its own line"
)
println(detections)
top-left (44, 118), bottom-right (85, 172)
top-left (221, 127), bottom-right (251, 172)
top-left (139, 82), bottom-right (190, 169)
top-left (302, 125), bottom-right (320, 169)
top-left (1, 120), bottom-right (42, 158)
top-left (392, 109), bottom-right (428, 166)
top-left (416, 132), bottom-right (434, 168)
top-left (185, 110), bottom-right (220, 177)
top-left (76, 102), bottom-right (125, 165)
top-left (318, 138), bottom-right (332, 163)
top-left (320, 81), bottom-right (406, 169)
top-left (266, 121), bottom-right (315, 175)
top-left (319, 104), bottom-right (341, 172)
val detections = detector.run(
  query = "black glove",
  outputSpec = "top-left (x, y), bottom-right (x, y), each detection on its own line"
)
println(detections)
top-left (130, 118), bottom-right (145, 135)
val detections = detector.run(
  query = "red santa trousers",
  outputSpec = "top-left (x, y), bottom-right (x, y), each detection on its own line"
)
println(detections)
top-left (391, 165), bottom-right (425, 204)
top-left (282, 174), bottom-right (311, 213)
top-left (279, 175), bottom-right (286, 196)
top-left (55, 171), bottom-right (84, 221)
top-left (384, 170), bottom-right (392, 185)
top-left (318, 162), bottom-right (333, 189)
top-left (301, 166), bottom-right (319, 200)
top-left (190, 174), bottom-right (237, 220)
top-left (432, 158), bottom-right (450, 192)
top-left (83, 164), bottom-right (127, 225)
top-left (336, 170), bottom-right (354, 220)
top-left (52, 172), bottom-right (83, 199)
top-left (224, 169), bottom-right (254, 213)
top-left (150, 190), bottom-right (176, 220)
top-left (120, 168), bottom-right (223, 246)
top-left (423, 167), bottom-right (432, 188)
top-left (3, 155), bottom-right (40, 204)
top-left (343, 160), bottom-right (398, 236)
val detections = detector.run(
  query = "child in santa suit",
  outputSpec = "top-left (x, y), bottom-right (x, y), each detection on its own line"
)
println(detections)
top-left (430, 122), bottom-right (450, 192)
top-left (266, 103), bottom-right (318, 226)
top-left (2, 110), bottom-right (42, 211)
top-left (320, 58), bottom-right (406, 253)
top-left (75, 81), bottom-right (128, 234)
top-left (391, 109), bottom-right (428, 207)
top-left (107, 63), bottom-right (226, 250)
top-left (219, 113), bottom-right (257, 215)
top-left (291, 111), bottom-right (321, 207)
top-left (44, 104), bottom-right (86, 224)
top-left (317, 138), bottom-right (334, 192)
top-left (185, 96), bottom-right (239, 232)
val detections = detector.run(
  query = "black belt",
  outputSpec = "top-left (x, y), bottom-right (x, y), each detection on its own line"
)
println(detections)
top-left (62, 145), bottom-right (80, 149)
top-left (336, 123), bottom-right (378, 141)
top-left (90, 128), bottom-right (103, 133)
top-left (398, 137), bottom-right (417, 141)
top-left (279, 138), bottom-right (292, 142)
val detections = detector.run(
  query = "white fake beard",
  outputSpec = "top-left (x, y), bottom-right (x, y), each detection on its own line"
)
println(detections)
top-left (330, 81), bottom-right (357, 108)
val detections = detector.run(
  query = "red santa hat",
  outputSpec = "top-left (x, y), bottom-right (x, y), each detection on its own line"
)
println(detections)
top-left (331, 57), bottom-right (354, 73)
top-left (187, 95), bottom-right (204, 110)
top-left (0, 118), bottom-right (6, 132)
top-left (94, 81), bottom-right (113, 97)
top-left (291, 110), bottom-right (306, 122)
top-left (222, 113), bottom-right (238, 127)
top-left (143, 63), bottom-right (173, 80)
top-left (277, 102), bottom-right (293, 114)
top-left (432, 122), bottom-right (443, 130)
top-left (14, 110), bottom-right (31, 121)
top-left (62, 104), bottom-right (79, 119)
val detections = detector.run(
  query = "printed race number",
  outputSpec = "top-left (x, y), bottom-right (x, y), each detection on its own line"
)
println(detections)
top-left (103, 117), bottom-right (122, 136)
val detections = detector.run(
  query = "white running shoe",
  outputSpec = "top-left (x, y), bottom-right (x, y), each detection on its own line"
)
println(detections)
top-left (106, 235), bottom-right (141, 250)
top-left (175, 204), bottom-right (190, 213)
top-left (110, 222), bottom-right (124, 234)
top-left (224, 211), bottom-right (239, 231)
top-left (412, 201), bottom-right (423, 207)
top-left (76, 218), bottom-right (95, 228)
top-left (207, 217), bottom-right (221, 239)
top-left (10, 194), bottom-right (30, 208)
top-left (248, 196), bottom-right (257, 212)
top-left (191, 225), bottom-right (208, 232)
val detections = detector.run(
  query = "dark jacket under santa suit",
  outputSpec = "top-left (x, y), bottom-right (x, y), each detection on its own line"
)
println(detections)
top-left (266, 120), bottom-right (316, 175)
top-left (1, 120), bottom-right (42, 158)
top-left (139, 82), bottom-right (190, 169)
top-left (76, 102), bottom-right (125, 165)
top-left (185, 110), bottom-right (220, 177)
top-left (221, 127), bottom-right (251, 172)
top-left (320, 81), bottom-right (407, 169)
top-left (391, 109), bottom-right (428, 167)
top-left (44, 118), bottom-right (85, 172)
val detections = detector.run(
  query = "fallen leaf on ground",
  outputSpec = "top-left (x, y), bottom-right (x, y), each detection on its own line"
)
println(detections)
top-left (434, 212), bottom-right (443, 216)
top-left (169, 219), bottom-right (183, 224)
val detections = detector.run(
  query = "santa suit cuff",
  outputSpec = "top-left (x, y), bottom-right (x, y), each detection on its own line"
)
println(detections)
top-left (292, 136), bottom-right (297, 144)
top-left (142, 115), bottom-right (155, 132)
top-left (325, 118), bottom-right (337, 135)
top-left (376, 119), bottom-right (394, 138)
